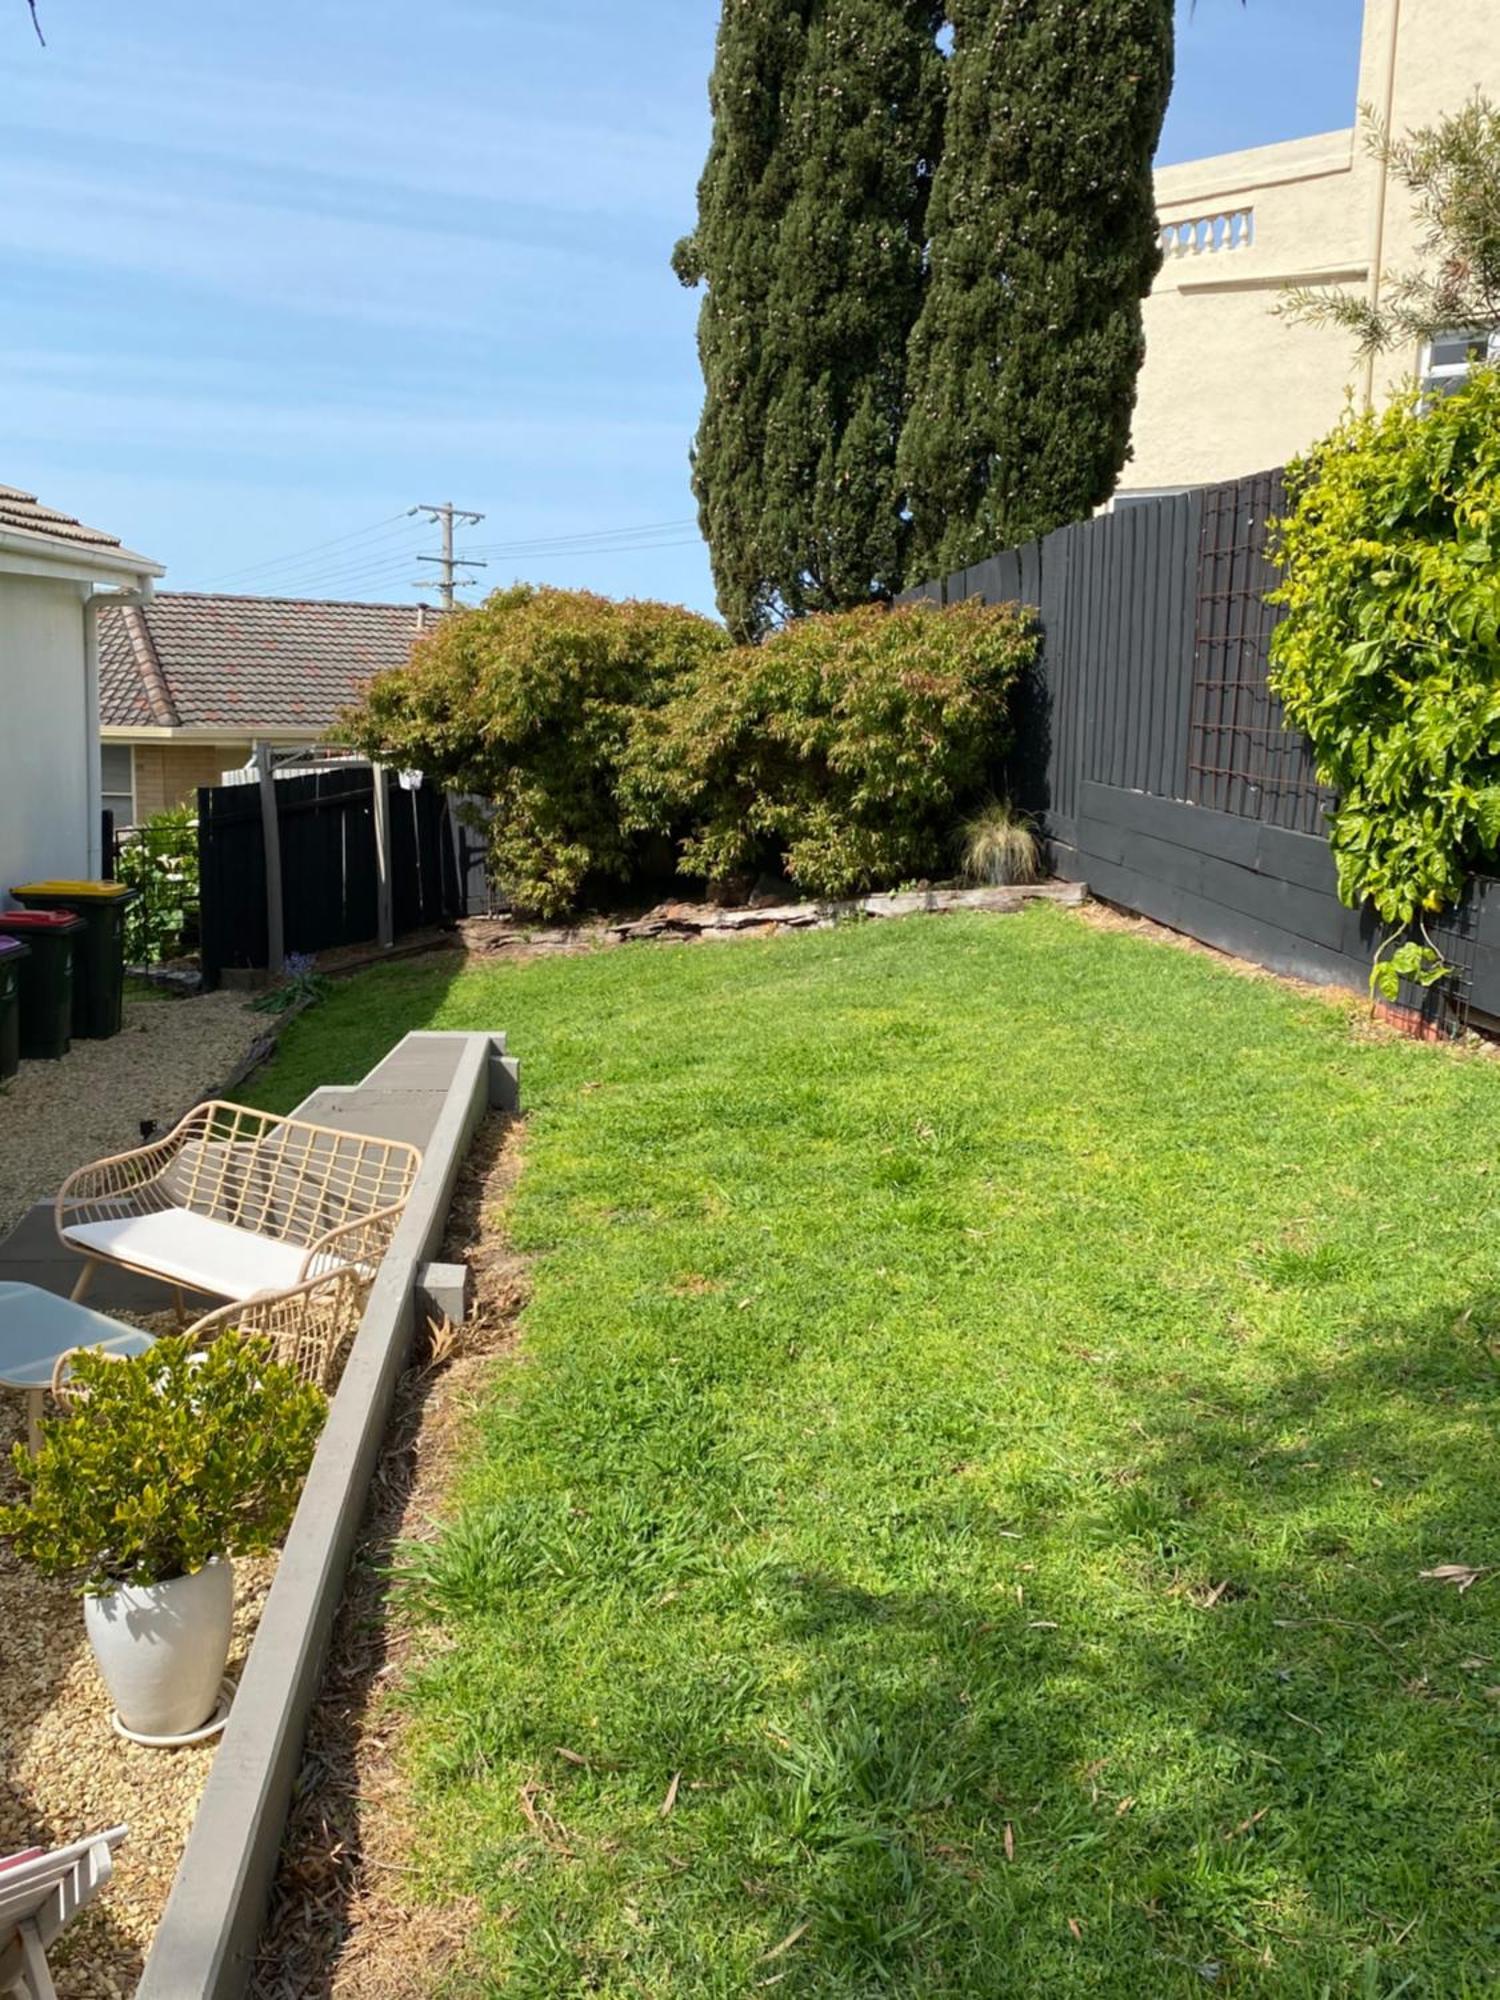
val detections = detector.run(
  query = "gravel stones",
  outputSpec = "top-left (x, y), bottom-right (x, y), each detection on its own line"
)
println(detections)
top-left (0, 992), bottom-right (264, 1242)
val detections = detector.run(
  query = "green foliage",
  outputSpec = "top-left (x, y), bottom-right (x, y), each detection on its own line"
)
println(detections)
top-left (1283, 96), bottom-right (1500, 354)
top-left (620, 598), bottom-right (1036, 897)
top-left (680, 0), bottom-right (1175, 614)
top-left (672, 2), bottom-right (805, 640)
top-left (1269, 370), bottom-right (1500, 931)
top-left (116, 804), bottom-right (199, 966)
top-left (1370, 937), bottom-right (1448, 1004)
top-left (897, 0), bottom-right (1174, 577)
top-left (342, 586), bottom-right (729, 920)
top-left (350, 590), bottom-right (1035, 912)
top-left (676, 0), bottom-right (945, 637)
top-left (0, 1335), bottom-right (325, 1593)
top-left (245, 913), bottom-right (1500, 1993)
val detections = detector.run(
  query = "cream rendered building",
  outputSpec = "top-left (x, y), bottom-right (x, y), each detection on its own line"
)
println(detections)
top-left (1123, 0), bottom-right (1500, 500)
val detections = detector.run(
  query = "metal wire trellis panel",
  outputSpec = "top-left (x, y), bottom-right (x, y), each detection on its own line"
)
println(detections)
top-left (1187, 471), bottom-right (1332, 834)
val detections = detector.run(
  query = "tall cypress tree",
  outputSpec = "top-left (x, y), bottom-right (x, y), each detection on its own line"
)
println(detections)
top-left (899, 0), bottom-right (1175, 578)
top-left (677, 0), bottom-right (945, 638)
top-left (674, 1), bottom-right (807, 640)
top-left (757, 1), bottom-right (946, 624)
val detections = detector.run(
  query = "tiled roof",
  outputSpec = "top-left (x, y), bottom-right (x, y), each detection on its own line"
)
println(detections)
top-left (98, 593), bottom-right (433, 735)
top-left (0, 482), bottom-right (159, 571)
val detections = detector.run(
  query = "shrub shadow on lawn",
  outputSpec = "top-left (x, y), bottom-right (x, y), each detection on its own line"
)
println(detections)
top-left (243, 945), bottom-right (472, 1118)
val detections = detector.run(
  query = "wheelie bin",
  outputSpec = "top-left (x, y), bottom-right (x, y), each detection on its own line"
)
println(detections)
top-left (0, 936), bottom-right (28, 1081)
top-left (9, 880), bottom-right (138, 1040)
top-left (0, 910), bottom-right (83, 1060)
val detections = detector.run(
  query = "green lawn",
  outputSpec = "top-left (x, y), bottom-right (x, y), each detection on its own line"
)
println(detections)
top-left (251, 909), bottom-right (1500, 1996)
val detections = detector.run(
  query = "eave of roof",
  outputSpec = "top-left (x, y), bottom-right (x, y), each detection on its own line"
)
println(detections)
top-left (0, 482), bottom-right (162, 581)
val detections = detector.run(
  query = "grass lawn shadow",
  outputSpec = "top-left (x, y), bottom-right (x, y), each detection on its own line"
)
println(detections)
top-left (250, 909), bottom-right (1500, 1994)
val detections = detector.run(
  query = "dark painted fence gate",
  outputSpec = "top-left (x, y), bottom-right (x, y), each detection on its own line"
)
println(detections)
top-left (906, 473), bottom-right (1500, 1028)
top-left (198, 766), bottom-right (461, 987)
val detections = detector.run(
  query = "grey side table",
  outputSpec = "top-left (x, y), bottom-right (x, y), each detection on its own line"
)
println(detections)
top-left (0, 1282), bottom-right (156, 1453)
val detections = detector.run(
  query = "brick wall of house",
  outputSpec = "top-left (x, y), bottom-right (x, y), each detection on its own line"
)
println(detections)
top-left (131, 741), bottom-right (254, 819)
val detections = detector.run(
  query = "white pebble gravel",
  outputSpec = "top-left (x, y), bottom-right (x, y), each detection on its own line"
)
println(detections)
top-left (0, 992), bottom-right (263, 1240)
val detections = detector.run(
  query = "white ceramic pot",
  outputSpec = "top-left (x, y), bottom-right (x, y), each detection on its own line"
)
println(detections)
top-left (84, 1559), bottom-right (234, 1739)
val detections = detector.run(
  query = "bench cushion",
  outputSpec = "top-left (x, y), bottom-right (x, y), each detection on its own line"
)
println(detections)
top-left (63, 1210), bottom-right (308, 1303)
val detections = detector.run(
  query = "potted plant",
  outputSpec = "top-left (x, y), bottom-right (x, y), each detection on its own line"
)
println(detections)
top-left (0, 1334), bottom-right (325, 1740)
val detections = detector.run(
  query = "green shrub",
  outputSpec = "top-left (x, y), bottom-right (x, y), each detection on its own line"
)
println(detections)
top-left (1270, 371), bottom-right (1500, 945)
top-left (0, 1335), bottom-right (326, 1593)
top-left (621, 599), bottom-right (1037, 898)
top-left (343, 586), bottom-right (729, 918)
top-left (116, 804), bottom-right (199, 965)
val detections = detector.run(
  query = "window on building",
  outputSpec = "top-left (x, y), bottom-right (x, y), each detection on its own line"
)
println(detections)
top-left (101, 744), bottom-right (135, 829)
top-left (1421, 329), bottom-right (1500, 400)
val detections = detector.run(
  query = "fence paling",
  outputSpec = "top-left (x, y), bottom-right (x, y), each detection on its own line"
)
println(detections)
top-left (904, 472), bottom-right (1500, 1033)
top-left (197, 767), bottom-right (463, 987)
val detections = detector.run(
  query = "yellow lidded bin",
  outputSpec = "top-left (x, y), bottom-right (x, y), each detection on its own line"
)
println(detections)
top-left (10, 881), bottom-right (140, 1040)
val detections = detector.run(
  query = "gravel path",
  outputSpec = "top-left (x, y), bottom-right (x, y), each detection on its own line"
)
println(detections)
top-left (0, 993), bottom-right (264, 1241)
top-left (0, 995), bottom-right (289, 1990)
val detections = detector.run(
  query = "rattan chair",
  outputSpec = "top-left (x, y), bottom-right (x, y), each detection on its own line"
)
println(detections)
top-left (50, 1265), bottom-right (372, 1406)
top-left (187, 1266), bottom-right (371, 1389)
top-left (55, 1101), bottom-right (421, 1310)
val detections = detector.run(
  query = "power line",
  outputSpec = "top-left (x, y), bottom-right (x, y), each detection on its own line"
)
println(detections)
top-left (196, 510), bottom-right (705, 604)
top-left (201, 509), bottom-right (701, 595)
top-left (495, 537), bottom-right (706, 562)
top-left (244, 541), bottom-right (436, 598)
top-left (250, 536), bottom-right (705, 603)
top-left (246, 567), bottom-right (428, 603)
top-left (214, 543), bottom-right (431, 601)
top-left (200, 510), bottom-right (420, 588)
top-left (391, 532), bottom-right (704, 585)
top-left (216, 519), bottom-right (432, 596)
top-left (464, 517), bottom-right (699, 557)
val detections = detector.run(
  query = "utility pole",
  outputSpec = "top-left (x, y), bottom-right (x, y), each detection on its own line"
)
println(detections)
top-left (412, 501), bottom-right (487, 611)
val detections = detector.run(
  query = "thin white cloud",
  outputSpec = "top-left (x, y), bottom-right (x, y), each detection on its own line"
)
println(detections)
top-left (0, 369), bottom-right (688, 460)
top-left (0, 162), bottom-right (669, 332)
top-left (0, 50), bottom-right (702, 225)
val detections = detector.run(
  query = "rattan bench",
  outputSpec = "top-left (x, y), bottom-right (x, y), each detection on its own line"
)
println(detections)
top-left (56, 1101), bottom-right (422, 1311)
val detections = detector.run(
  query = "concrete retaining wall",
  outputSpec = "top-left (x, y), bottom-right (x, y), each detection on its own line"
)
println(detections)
top-left (137, 1029), bottom-right (515, 2000)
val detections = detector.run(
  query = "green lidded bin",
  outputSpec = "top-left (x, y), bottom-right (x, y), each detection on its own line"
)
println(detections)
top-left (0, 911), bottom-right (82, 1061)
top-left (10, 880), bottom-right (138, 1041)
top-left (0, 937), bottom-right (28, 1081)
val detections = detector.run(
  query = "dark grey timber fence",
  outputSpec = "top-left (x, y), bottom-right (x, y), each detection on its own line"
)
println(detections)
top-left (198, 766), bottom-right (462, 987)
top-left (905, 472), bottom-right (1500, 1027)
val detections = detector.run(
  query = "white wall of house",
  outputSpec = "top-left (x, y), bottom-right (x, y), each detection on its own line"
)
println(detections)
top-left (0, 572), bottom-right (94, 898)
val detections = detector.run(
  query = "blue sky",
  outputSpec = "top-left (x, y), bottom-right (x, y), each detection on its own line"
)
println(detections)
top-left (2, 0), bottom-right (1366, 616)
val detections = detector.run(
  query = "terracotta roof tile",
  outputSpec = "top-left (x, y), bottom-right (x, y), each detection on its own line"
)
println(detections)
top-left (0, 482), bottom-right (157, 569)
top-left (98, 592), bottom-right (432, 736)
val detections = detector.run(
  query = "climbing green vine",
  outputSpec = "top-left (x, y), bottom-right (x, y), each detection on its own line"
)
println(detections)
top-left (1269, 369), bottom-right (1500, 996)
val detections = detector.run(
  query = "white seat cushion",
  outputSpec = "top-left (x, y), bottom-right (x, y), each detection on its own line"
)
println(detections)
top-left (63, 1210), bottom-right (309, 1303)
